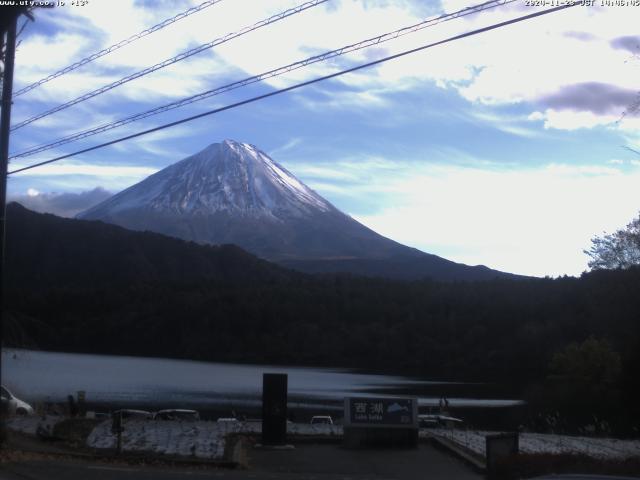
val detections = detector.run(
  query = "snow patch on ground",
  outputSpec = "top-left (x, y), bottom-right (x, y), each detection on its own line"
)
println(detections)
top-left (7, 415), bottom-right (62, 436)
top-left (9, 414), bottom-right (637, 463)
top-left (87, 419), bottom-right (229, 459)
top-left (427, 428), bottom-right (640, 460)
top-left (7, 416), bottom-right (41, 435)
top-left (86, 420), bottom-right (343, 460)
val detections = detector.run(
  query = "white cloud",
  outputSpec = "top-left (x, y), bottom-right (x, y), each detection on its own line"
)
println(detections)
top-left (472, 111), bottom-right (543, 138)
top-left (9, 187), bottom-right (112, 217)
top-left (9, 161), bottom-right (157, 179)
top-left (268, 137), bottom-right (303, 157)
top-left (352, 161), bottom-right (640, 277)
top-left (533, 108), bottom-right (640, 132)
top-left (528, 109), bottom-right (620, 131)
top-left (11, 98), bottom-right (120, 137)
top-left (16, 0), bottom-right (637, 140)
top-left (15, 32), bottom-right (88, 74)
top-left (66, 0), bottom-right (158, 47)
top-left (107, 123), bottom-right (201, 158)
top-left (296, 86), bottom-right (390, 111)
top-left (291, 165), bottom-right (361, 182)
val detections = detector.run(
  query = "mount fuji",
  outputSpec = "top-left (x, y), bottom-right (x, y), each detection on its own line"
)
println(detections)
top-left (78, 140), bottom-right (514, 281)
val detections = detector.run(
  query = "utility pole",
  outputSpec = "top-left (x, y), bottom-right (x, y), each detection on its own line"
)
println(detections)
top-left (0, 15), bottom-right (18, 437)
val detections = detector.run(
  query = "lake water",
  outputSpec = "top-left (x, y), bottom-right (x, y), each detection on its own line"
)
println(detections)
top-left (1, 349), bottom-right (522, 414)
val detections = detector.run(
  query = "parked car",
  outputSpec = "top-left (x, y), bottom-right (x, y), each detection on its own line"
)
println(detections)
top-left (113, 409), bottom-right (152, 419)
top-left (310, 415), bottom-right (333, 425)
top-left (1, 385), bottom-right (34, 416)
top-left (418, 414), bottom-right (463, 428)
top-left (216, 417), bottom-right (238, 423)
top-left (153, 409), bottom-right (200, 421)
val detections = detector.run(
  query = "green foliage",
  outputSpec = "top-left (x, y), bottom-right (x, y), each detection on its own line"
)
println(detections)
top-left (550, 337), bottom-right (621, 386)
top-left (527, 338), bottom-right (625, 433)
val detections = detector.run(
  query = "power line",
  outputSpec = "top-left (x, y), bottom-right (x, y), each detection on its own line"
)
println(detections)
top-left (10, 0), bottom-right (516, 160)
top-left (10, 0), bottom-right (329, 131)
top-left (622, 145), bottom-right (640, 156)
top-left (12, 0), bottom-right (225, 97)
top-left (8, 3), bottom-right (576, 176)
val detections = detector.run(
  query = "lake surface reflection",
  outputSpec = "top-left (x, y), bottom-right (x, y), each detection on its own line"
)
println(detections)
top-left (1, 349), bottom-right (521, 412)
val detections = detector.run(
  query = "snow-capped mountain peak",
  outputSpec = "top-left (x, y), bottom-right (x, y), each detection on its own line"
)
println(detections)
top-left (81, 139), bottom-right (332, 220)
top-left (77, 138), bottom-right (514, 280)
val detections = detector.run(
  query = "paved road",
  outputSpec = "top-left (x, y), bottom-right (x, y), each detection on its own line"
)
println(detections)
top-left (0, 443), bottom-right (482, 480)
top-left (248, 443), bottom-right (482, 479)
top-left (1, 461), bottom-right (232, 480)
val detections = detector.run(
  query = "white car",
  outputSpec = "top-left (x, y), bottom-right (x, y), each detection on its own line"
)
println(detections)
top-left (113, 409), bottom-right (152, 419)
top-left (216, 417), bottom-right (239, 423)
top-left (310, 415), bottom-right (333, 425)
top-left (1, 385), bottom-right (34, 416)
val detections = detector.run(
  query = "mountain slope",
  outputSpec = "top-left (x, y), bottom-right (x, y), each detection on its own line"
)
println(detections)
top-left (78, 139), bottom-right (516, 281)
top-left (6, 202), bottom-right (294, 288)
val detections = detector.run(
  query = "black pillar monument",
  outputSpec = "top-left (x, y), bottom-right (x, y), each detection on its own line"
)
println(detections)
top-left (261, 373), bottom-right (288, 445)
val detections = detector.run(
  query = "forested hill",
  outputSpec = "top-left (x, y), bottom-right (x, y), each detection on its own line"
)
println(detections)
top-left (5, 202), bottom-right (297, 287)
top-left (4, 203), bottom-right (640, 407)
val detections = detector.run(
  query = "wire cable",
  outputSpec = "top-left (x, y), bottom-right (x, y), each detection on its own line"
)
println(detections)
top-left (10, 0), bottom-right (515, 160)
top-left (13, 0), bottom-right (225, 97)
top-left (11, 0), bottom-right (329, 131)
top-left (8, 4), bottom-right (577, 176)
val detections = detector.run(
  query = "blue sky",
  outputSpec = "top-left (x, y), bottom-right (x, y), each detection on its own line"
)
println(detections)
top-left (6, 0), bottom-right (640, 277)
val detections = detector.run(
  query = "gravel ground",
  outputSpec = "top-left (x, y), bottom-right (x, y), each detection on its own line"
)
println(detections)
top-left (428, 428), bottom-right (640, 460)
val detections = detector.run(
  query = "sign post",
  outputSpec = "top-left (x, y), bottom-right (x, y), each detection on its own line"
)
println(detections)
top-left (111, 411), bottom-right (123, 454)
top-left (77, 391), bottom-right (86, 417)
top-left (343, 396), bottom-right (418, 448)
